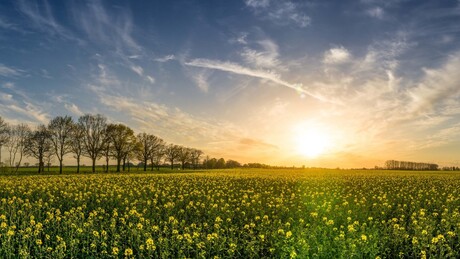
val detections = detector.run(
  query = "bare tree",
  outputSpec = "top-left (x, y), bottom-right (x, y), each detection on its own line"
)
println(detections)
top-left (190, 149), bottom-right (203, 170)
top-left (78, 114), bottom-right (107, 173)
top-left (106, 124), bottom-right (137, 172)
top-left (101, 134), bottom-right (112, 173)
top-left (6, 124), bottom-right (30, 173)
top-left (48, 116), bottom-right (73, 174)
top-left (45, 151), bottom-right (54, 172)
top-left (70, 122), bottom-right (85, 173)
top-left (178, 146), bottom-right (192, 170)
top-left (164, 144), bottom-right (181, 170)
top-left (0, 117), bottom-right (9, 167)
top-left (151, 144), bottom-right (165, 171)
top-left (24, 125), bottom-right (52, 173)
top-left (136, 133), bottom-right (165, 171)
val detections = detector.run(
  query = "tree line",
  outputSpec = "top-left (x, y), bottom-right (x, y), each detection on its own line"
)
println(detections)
top-left (384, 160), bottom-right (439, 170)
top-left (0, 115), bottom-right (242, 174)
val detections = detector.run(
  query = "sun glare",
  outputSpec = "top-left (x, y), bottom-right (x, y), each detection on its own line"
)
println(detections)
top-left (294, 126), bottom-right (332, 158)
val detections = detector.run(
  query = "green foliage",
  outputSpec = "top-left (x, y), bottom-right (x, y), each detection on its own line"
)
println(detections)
top-left (0, 169), bottom-right (459, 258)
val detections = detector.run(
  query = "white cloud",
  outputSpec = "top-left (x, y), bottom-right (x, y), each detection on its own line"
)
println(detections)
top-left (154, 55), bottom-right (176, 62)
top-left (409, 53), bottom-right (460, 115)
top-left (85, 64), bottom-right (255, 155)
top-left (146, 75), bottom-right (155, 84)
top-left (2, 82), bottom-right (15, 89)
top-left (0, 64), bottom-right (24, 77)
top-left (0, 95), bottom-right (50, 125)
top-left (0, 16), bottom-right (23, 32)
top-left (241, 39), bottom-right (280, 68)
top-left (245, 0), bottom-right (311, 28)
top-left (184, 58), bottom-right (331, 102)
top-left (96, 64), bottom-right (120, 86)
top-left (323, 46), bottom-right (352, 64)
top-left (64, 103), bottom-right (84, 116)
top-left (16, 0), bottom-right (77, 41)
top-left (191, 71), bottom-right (210, 93)
top-left (245, 0), bottom-right (270, 8)
top-left (40, 69), bottom-right (52, 79)
top-left (131, 65), bottom-right (144, 76)
top-left (70, 0), bottom-right (140, 52)
top-left (236, 33), bottom-right (248, 44)
top-left (366, 7), bottom-right (384, 19)
top-left (0, 93), bottom-right (12, 101)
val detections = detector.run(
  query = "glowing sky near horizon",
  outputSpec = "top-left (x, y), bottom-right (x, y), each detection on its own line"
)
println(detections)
top-left (1, 0), bottom-right (460, 168)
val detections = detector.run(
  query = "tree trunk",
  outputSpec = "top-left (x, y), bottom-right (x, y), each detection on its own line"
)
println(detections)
top-left (92, 158), bottom-right (96, 173)
top-left (106, 156), bottom-right (109, 172)
top-left (117, 158), bottom-right (121, 172)
top-left (144, 158), bottom-right (147, 171)
top-left (76, 156), bottom-right (80, 173)
top-left (38, 159), bottom-right (43, 173)
top-left (122, 157), bottom-right (126, 171)
top-left (59, 159), bottom-right (63, 174)
top-left (170, 159), bottom-right (174, 170)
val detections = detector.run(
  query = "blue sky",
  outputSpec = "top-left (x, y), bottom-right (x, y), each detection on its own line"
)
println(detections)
top-left (1, 0), bottom-right (460, 167)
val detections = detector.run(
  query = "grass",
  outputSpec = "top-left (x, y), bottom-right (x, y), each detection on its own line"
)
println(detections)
top-left (0, 169), bottom-right (458, 258)
top-left (0, 165), bottom-right (182, 175)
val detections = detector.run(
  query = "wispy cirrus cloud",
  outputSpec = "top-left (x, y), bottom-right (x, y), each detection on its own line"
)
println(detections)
top-left (70, 0), bottom-right (140, 52)
top-left (16, 0), bottom-right (77, 41)
top-left (0, 64), bottom-right (24, 77)
top-left (0, 86), bottom-right (50, 124)
top-left (184, 58), bottom-right (330, 102)
top-left (85, 63), bottom-right (263, 159)
top-left (241, 39), bottom-right (281, 69)
top-left (54, 95), bottom-right (85, 117)
top-left (0, 16), bottom-right (25, 32)
top-left (154, 55), bottom-right (176, 62)
top-left (189, 70), bottom-right (210, 93)
top-left (408, 53), bottom-right (460, 115)
top-left (130, 65), bottom-right (144, 76)
top-left (245, 0), bottom-right (311, 28)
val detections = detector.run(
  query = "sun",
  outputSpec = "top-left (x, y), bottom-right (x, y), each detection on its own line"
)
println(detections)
top-left (295, 127), bottom-right (332, 158)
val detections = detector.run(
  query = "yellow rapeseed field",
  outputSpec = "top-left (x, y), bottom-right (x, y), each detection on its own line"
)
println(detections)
top-left (0, 169), bottom-right (459, 258)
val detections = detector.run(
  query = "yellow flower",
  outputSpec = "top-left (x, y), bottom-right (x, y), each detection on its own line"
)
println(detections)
top-left (146, 238), bottom-right (156, 251)
top-left (361, 234), bottom-right (367, 242)
top-left (36, 239), bottom-right (42, 245)
top-left (112, 247), bottom-right (119, 255)
top-left (286, 231), bottom-right (292, 238)
top-left (7, 230), bottom-right (14, 236)
top-left (347, 225), bottom-right (355, 232)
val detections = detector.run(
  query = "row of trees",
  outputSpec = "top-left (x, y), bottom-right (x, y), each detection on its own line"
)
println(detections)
top-left (0, 114), bottom-right (236, 173)
top-left (384, 160), bottom-right (439, 170)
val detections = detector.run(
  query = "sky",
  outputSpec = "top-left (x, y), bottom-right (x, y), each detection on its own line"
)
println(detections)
top-left (1, 0), bottom-right (460, 168)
